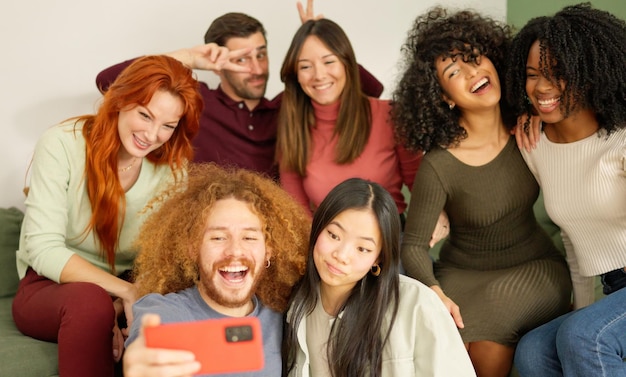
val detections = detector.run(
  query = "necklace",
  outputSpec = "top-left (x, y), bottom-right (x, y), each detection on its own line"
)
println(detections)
top-left (118, 158), bottom-right (137, 173)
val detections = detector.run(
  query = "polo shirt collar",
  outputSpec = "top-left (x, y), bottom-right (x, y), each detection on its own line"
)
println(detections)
top-left (215, 85), bottom-right (279, 111)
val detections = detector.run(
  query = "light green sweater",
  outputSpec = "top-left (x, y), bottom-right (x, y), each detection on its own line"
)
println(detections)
top-left (17, 120), bottom-right (175, 281)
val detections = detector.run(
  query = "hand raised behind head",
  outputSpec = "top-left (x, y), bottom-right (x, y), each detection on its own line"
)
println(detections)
top-left (297, 0), bottom-right (323, 23)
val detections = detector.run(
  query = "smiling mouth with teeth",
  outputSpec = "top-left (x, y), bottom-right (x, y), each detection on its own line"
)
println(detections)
top-left (471, 78), bottom-right (489, 93)
top-left (537, 97), bottom-right (560, 107)
top-left (314, 83), bottom-right (332, 90)
top-left (134, 135), bottom-right (149, 147)
top-left (219, 266), bottom-right (249, 281)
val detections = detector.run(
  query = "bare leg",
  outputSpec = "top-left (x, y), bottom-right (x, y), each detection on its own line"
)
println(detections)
top-left (467, 340), bottom-right (514, 377)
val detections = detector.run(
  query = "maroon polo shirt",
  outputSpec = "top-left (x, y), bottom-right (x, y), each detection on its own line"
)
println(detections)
top-left (195, 84), bottom-right (280, 178)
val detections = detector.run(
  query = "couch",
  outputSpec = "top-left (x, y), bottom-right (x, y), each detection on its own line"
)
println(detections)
top-left (0, 199), bottom-right (602, 377)
top-left (0, 207), bottom-right (58, 377)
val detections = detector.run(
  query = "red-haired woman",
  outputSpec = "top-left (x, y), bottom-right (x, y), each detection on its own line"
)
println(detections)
top-left (12, 55), bottom-right (202, 377)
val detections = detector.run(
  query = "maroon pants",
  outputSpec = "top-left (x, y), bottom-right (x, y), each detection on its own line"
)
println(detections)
top-left (12, 268), bottom-right (117, 377)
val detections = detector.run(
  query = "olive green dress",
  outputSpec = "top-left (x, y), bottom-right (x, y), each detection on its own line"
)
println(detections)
top-left (402, 137), bottom-right (571, 346)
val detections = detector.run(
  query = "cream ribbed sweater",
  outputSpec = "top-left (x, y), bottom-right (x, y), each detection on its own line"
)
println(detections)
top-left (521, 128), bottom-right (626, 308)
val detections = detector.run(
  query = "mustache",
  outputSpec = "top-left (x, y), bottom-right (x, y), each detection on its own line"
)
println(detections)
top-left (246, 74), bottom-right (268, 82)
top-left (213, 256), bottom-right (255, 271)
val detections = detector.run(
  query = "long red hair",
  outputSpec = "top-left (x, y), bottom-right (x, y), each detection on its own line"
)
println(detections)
top-left (78, 55), bottom-right (202, 271)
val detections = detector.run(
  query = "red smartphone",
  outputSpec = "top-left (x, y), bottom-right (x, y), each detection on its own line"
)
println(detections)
top-left (144, 316), bottom-right (264, 375)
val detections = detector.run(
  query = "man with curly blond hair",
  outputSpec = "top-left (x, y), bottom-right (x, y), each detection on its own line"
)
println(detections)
top-left (123, 163), bottom-right (310, 377)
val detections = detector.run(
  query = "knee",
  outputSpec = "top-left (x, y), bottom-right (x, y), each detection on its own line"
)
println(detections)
top-left (555, 312), bottom-right (594, 357)
top-left (514, 342), bottom-right (534, 375)
top-left (515, 328), bottom-right (552, 369)
top-left (515, 334), bottom-right (537, 360)
top-left (62, 282), bottom-right (115, 328)
top-left (556, 311), bottom-right (591, 344)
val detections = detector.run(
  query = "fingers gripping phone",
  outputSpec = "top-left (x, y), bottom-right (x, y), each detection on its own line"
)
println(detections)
top-left (144, 316), bottom-right (264, 375)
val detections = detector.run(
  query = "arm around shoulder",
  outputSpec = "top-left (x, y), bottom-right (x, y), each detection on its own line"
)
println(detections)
top-left (96, 58), bottom-right (140, 93)
top-left (357, 64), bottom-right (384, 98)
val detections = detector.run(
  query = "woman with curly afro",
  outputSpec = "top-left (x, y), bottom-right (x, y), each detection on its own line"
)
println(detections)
top-left (505, 4), bottom-right (626, 376)
top-left (392, 8), bottom-right (572, 376)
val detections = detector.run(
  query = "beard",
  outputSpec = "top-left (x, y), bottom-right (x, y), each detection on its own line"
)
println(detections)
top-left (198, 256), bottom-right (266, 309)
top-left (223, 71), bottom-right (269, 100)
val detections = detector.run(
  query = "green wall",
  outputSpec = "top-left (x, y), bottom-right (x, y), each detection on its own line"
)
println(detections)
top-left (507, 0), bottom-right (626, 29)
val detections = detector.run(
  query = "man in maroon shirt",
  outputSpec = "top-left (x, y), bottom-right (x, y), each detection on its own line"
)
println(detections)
top-left (96, 1), bottom-right (383, 180)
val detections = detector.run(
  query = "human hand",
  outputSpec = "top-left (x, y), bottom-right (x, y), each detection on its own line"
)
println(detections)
top-left (112, 322), bottom-right (125, 362)
top-left (297, 0), bottom-right (323, 23)
top-left (429, 211), bottom-right (450, 248)
top-left (430, 285), bottom-right (464, 329)
top-left (168, 44), bottom-right (253, 74)
top-left (513, 114), bottom-right (541, 152)
top-left (124, 314), bottom-right (200, 377)
top-left (118, 284), bottom-right (139, 334)
top-left (112, 296), bottom-right (130, 362)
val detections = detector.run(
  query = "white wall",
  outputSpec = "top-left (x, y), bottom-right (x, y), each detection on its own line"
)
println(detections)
top-left (1, 0), bottom-right (505, 209)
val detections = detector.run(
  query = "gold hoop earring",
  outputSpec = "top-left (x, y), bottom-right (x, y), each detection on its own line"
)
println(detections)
top-left (370, 264), bottom-right (381, 277)
top-left (265, 259), bottom-right (271, 269)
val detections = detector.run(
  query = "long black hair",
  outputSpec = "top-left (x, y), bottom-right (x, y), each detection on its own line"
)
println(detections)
top-left (283, 178), bottom-right (401, 377)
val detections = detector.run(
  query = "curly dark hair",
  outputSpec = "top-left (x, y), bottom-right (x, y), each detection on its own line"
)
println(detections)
top-left (392, 7), bottom-right (513, 152)
top-left (505, 3), bottom-right (626, 133)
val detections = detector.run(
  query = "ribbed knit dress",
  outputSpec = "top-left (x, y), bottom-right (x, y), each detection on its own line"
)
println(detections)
top-left (401, 136), bottom-right (572, 346)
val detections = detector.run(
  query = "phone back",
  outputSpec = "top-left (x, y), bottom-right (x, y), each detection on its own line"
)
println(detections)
top-left (145, 316), bottom-right (264, 375)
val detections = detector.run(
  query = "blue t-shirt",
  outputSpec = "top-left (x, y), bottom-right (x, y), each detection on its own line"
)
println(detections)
top-left (128, 286), bottom-right (283, 377)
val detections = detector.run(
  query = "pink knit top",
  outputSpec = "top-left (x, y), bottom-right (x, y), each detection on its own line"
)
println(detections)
top-left (280, 98), bottom-right (422, 215)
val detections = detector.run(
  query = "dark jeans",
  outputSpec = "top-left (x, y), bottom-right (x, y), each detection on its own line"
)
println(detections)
top-left (515, 267), bottom-right (626, 377)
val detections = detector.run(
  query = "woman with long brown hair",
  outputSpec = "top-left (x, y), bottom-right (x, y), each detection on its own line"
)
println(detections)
top-left (12, 55), bottom-right (202, 376)
top-left (276, 19), bottom-right (421, 223)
